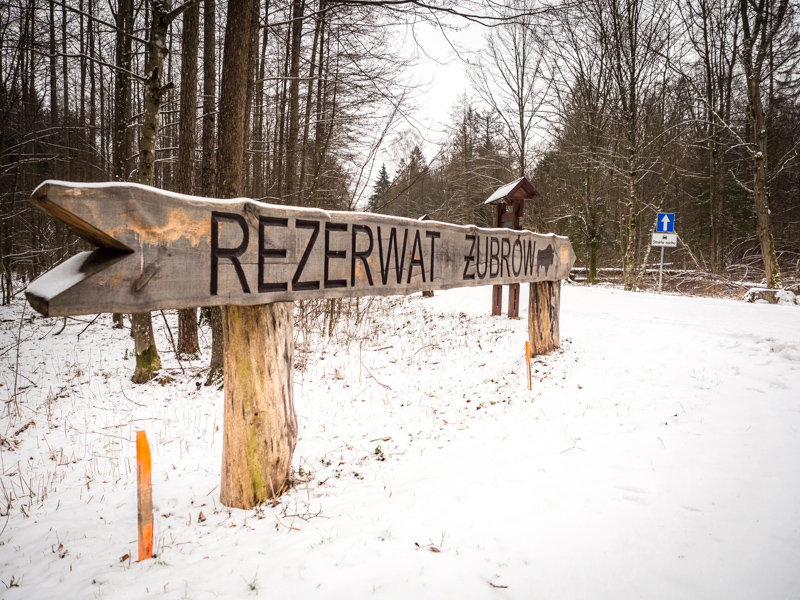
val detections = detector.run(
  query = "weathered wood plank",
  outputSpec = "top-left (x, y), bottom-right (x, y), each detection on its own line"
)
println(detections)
top-left (26, 181), bottom-right (577, 316)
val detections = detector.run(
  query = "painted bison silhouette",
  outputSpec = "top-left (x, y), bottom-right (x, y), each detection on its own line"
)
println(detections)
top-left (536, 244), bottom-right (555, 276)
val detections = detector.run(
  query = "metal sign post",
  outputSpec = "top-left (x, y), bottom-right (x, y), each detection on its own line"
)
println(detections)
top-left (651, 228), bottom-right (677, 294)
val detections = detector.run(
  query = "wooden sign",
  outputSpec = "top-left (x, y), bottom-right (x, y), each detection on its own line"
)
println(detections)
top-left (25, 181), bottom-right (576, 317)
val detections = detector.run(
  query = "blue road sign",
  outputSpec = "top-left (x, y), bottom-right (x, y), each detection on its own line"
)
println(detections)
top-left (657, 213), bottom-right (675, 233)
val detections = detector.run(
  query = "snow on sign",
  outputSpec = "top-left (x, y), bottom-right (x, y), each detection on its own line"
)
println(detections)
top-left (656, 212), bottom-right (675, 233)
top-left (24, 181), bottom-right (577, 317)
top-left (652, 233), bottom-right (678, 247)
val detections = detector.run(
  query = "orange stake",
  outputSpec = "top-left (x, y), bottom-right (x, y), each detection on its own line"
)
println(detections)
top-left (525, 341), bottom-right (532, 391)
top-left (136, 430), bottom-right (153, 561)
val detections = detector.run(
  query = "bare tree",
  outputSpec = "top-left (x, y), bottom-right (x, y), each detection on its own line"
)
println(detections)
top-left (132, 0), bottom-right (192, 383)
top-left (738, 0), bottom-right (791, 289)
top-left (469, 0), bottom-right (550, 179)
top-left (176, 0), bottom-right (200, 356)
top-left (678, 0), bottom-right (740, 275)
top-left (545, 3), bottom-right (613, 283)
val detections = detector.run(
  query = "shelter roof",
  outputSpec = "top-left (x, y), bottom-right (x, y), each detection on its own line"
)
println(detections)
top-left (484, 177), bottom-right (540, 205)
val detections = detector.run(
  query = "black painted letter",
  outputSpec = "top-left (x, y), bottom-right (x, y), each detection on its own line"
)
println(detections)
top-left (463, 234), bottom-right (476, 280)
top-left (426, 231), bottom-right (440, 282)
top-left (211, 211), bottom-right (250, 295)
top-left (351, 225), bottom-right (374, 287)
top-left (258, 216), bottom-right (288, 292)
top-left (407, 230), bottom-right (426, 284)
top-left (292, 220), bottom-right (321, 290)
top-left (489, 237), bottom-right (500, 278)
top-left (324, 222), bottom-right (348, 288)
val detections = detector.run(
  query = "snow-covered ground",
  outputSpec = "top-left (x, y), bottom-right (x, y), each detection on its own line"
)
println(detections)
top-left (1, 284), bottom-right (799, 599)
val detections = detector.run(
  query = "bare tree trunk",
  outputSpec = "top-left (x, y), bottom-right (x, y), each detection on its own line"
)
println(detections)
top-left (201, 0), bottom-right (217, 198)
top-left (275, 26), bottom-right (290, 199)
top-left (283, 0), bottom-right (304, 202)
top-left (310, 17), bottom-right (326, 204)
top-left (201, 0), bottom-right (224, 384)
top-left (739, 0), bottom-right (786, 289)
top-left (61, 0), bottom-right (69, 180)
top-left (177, 0), bottom-right (201, 356)
top-left (112, 0), bottom-right (133, 329)
top-left (253, 4), bottom-right (269, 199)
top-left (242, 0), bottom-right (260, 196)
top-left (747, 78), bottom-right (781, 288)
top-left (216, 0), bottom-right (297, 509)
top-left (298, 1), bottom-right (322, 206)
top-left (88, 0), bottom-right (97, 179)
top-left (49, 0), bottom-right (59, 175)
top-left (622, 150), bottom-right (639, 290)
top-left (585, 168), bottom-right (599, 284)
top-left (133, 0), bottom-right (189, 383)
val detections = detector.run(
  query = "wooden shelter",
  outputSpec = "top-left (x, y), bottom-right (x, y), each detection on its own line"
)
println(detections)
top-left (484, 177), bottom-right (540, 317)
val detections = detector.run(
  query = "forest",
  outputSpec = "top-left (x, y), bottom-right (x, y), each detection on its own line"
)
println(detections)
top-left (1, 0), bottom-right (798, 301)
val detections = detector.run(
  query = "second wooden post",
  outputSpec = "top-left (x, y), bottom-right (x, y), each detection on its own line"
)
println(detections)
top-left (528, 281), bottom-right (561, 356)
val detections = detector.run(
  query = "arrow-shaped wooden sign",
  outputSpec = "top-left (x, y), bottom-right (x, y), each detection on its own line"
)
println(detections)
top-left (25, 181), bottom-right (576, 317)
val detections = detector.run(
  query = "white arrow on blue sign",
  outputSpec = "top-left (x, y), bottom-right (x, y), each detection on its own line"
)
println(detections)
top-left (657, 212), bottom-right (675, 233)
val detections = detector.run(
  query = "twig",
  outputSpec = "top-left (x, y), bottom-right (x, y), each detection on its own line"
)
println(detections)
top-left (159, 311), bottom-right (185, 374)
top-left (413, 343), bottom-right (438, 356)
top-left (10, 304), bottom-right (25, 414)
top-left (53, 317), bottom-right (67, 336)
top-left (560, 442), bottom-right (584, 454)
top-left (76, 313), bottom-right (101, 339)
top-left (118, 382), bottom-right (146, 407)
top-left (13, 420), bottom-right (34, 436)
top-left (39, 316), bottom-right (67, 339)
top-left (274, 514), bottom-right (300, 532)
top-left (359, 360), bottom-right (392, 390)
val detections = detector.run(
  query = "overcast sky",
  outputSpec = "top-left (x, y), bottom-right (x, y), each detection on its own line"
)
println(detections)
top-left (377, 18), bottom-right (484, 171)
top-left (352, 16), bottom-right (490, 207)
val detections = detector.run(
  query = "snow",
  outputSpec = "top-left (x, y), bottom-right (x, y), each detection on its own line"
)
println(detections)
top-left (24, 252), bottom-right (96, 303)
top-left (1, 284), bottom-right (799, 598)
top-left (484, 177), bottom-right (525, 204)
top-left (742, 287), bottom-right (799, 306)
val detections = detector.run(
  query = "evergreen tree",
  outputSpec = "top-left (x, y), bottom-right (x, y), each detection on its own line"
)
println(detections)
top-left (367, 163), bottom-right (391, 212)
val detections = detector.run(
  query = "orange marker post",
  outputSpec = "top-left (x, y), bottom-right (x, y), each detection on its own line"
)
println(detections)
top-left (525, 341), bottom-right (532, 391)
top-left (136, 430), bottom-right (153, 561)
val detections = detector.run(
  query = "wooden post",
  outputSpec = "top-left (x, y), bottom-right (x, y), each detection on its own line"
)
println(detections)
top-left (507, 283), bottom-right (520, 318)
top-left (525, 340), bottom-right (531, 390)
top-left (491, 285), bottom-right (503, 316)
top-left (136, 430), bottom-right (153, 562)
top-left (528, 280), bottom-right (560, 356)
top-left (220, 302), bottom-right (298, 508)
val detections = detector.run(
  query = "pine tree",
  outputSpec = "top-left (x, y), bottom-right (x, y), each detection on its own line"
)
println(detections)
top-left (367, 163), bottom-right (391, 212)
